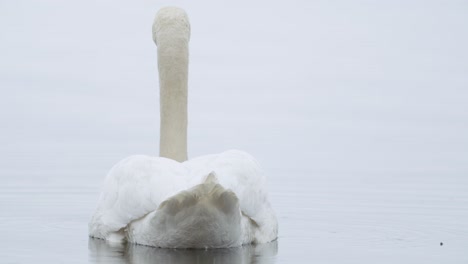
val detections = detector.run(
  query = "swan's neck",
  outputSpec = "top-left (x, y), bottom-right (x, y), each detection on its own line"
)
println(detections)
top-left (153, 8), bottom-right (190, 162)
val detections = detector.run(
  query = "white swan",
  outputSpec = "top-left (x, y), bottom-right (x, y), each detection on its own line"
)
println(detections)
top-left (89, 7), bottom-right (278, 248)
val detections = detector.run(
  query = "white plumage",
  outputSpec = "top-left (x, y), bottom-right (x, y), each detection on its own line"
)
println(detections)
top-left (89, 7), bottom-right (278, 248)
top-left (90, 150), bottom-right (277, 248)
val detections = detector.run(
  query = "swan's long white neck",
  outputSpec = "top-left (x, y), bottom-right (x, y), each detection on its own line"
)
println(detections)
top-left (152, 7), bottom-right (190, 162)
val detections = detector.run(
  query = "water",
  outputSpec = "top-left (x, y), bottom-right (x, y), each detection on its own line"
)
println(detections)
top-left (1, 164), bottom-right (467, 263)
top-left (89, 238), bottom-right (278, 263)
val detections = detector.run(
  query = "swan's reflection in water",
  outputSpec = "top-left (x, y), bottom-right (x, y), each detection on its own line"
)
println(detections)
top-left (89, 238), bottom-right (278, 264)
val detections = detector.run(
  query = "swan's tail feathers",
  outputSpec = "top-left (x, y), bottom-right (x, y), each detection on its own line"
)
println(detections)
top-left (203, 171), bottom-right (218, 184)
top-left (127, 172), bottom-right (243, 248)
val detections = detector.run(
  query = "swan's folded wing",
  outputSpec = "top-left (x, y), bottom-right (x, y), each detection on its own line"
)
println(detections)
top-left (89, 155), bottom-right (188, 239)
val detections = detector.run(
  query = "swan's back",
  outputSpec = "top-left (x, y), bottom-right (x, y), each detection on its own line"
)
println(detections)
top-left (89, 150), bottom-right (277, 247)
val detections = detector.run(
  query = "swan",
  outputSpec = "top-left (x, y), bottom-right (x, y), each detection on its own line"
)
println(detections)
top-left (89, 7), bottom-right (278, 248)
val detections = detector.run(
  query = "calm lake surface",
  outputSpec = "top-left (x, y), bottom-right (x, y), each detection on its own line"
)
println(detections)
top-left (1, 161), bottom-right (467, 263)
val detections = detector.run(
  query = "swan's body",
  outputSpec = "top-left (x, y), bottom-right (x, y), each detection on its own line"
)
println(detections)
top-left (89, 7), bottom-right (277, 248)
top-left (89, 150), bottom-right (277, 248)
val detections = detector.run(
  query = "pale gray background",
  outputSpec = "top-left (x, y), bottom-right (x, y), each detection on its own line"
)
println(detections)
top-left (1, 0), bottom-right (467, 172)
top-left (1, 0), bottom-right (467, 263)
